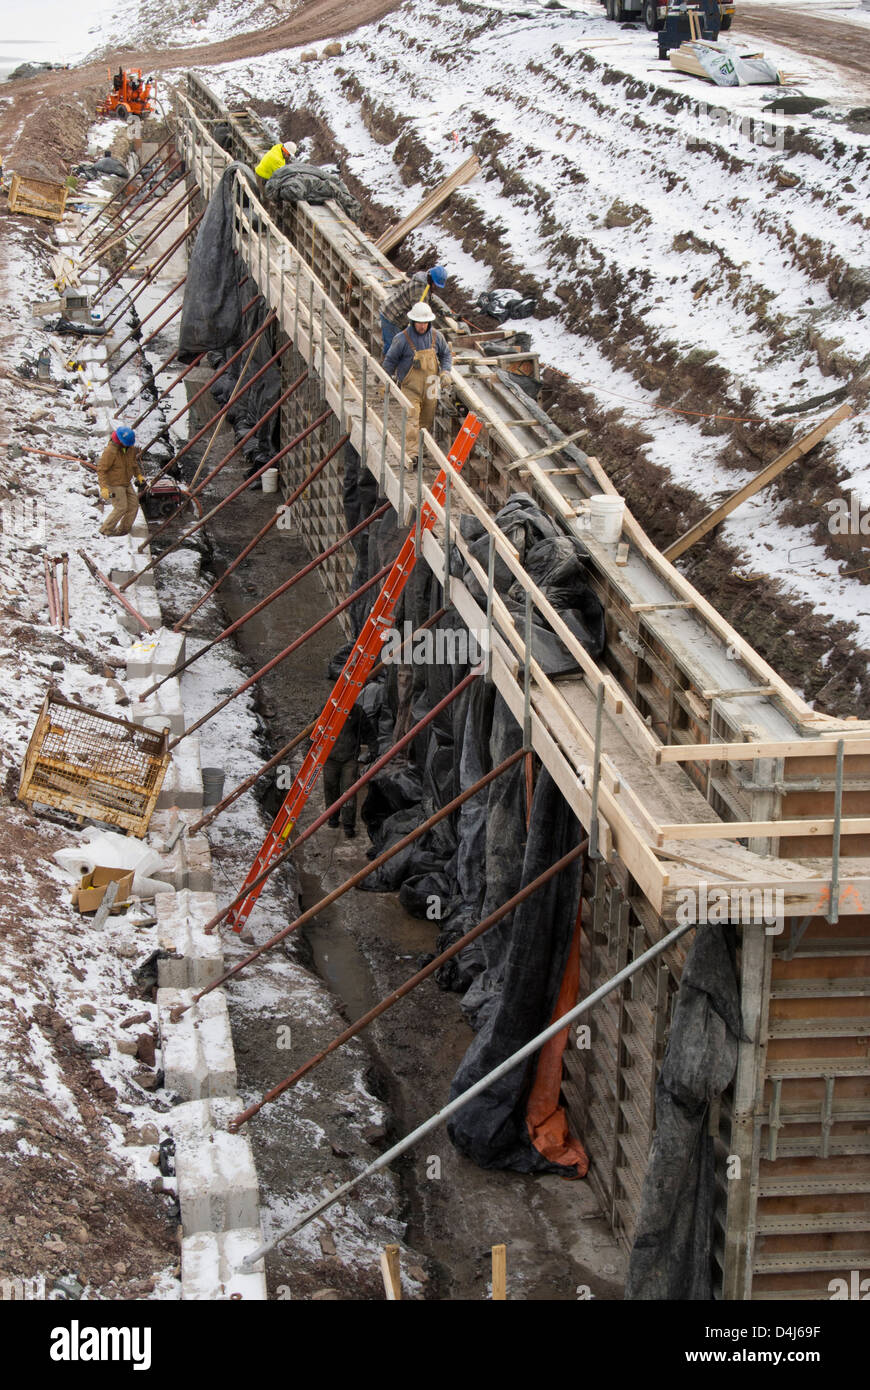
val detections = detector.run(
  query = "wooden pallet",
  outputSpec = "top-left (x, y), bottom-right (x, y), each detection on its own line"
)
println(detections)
top-left (8, 172), bottom-right (68, 222)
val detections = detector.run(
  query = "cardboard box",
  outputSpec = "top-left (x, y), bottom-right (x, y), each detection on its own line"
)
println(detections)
top-left (72, 866), bottom-right (134, 914)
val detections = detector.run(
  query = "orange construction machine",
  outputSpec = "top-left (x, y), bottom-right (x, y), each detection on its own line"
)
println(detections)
top-left (97, 69), bottom-right (155, 120)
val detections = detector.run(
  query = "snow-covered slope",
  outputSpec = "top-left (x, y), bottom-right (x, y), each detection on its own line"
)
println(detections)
top-left (186, 0), bottom-right (870, 664)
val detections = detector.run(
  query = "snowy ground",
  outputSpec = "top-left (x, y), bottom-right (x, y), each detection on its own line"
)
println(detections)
top-left (175, 0), bottom-right (870, 658)
top-left (0, 178), bottom-right (407, 1295)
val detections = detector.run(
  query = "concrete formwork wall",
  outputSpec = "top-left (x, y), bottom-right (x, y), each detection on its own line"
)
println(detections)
top-left (174, 81), bottom-right (870, 1301)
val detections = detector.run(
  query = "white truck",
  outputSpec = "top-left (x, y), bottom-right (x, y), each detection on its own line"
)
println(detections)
top-left (599, 0), bottom-right (733, 32)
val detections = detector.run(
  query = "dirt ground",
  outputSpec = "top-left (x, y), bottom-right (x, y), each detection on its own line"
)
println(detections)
top-left (0, 0), bottom-right (401, 178)
top-left (149, 401), bottom-right (625, 1299)
top-left (736, 4), bottom-right (870, 80)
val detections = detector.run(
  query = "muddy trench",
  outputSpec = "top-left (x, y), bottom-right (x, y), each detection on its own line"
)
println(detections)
top-left (146, 381), bottom-right (623, 1301)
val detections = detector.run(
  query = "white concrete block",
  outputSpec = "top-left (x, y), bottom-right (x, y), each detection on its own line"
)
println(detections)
top-left (182, 1228), bottom-right (266, 1301)
top-left (156, 890), bottom-right (223, 988)
top-left (173, 732), bottom-right (203, 810)
top-left (158, 986), bottom-right (236, 1100)
top-left (170, 1097), bottom-right (260, 1236)
top-left (123, 627), bottom-right (183, 679)
top-left (129, 675), bottom-right (185, 737)
top-left (156, 759), bottom-right (179, 809)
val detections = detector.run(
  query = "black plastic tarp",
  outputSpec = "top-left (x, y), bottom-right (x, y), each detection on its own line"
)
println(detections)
top-left (625, 924), bottom-right (744, 1300)
top-left (177, 161), bottom-right (259, 363)
top-left (446, 767), bottom-right (583, 1173)
top-left (263, 161), bottom-right (361, 222)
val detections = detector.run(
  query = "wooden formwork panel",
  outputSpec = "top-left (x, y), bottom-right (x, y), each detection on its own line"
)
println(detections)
top-left (563, 860), bottom-right (682, 1254)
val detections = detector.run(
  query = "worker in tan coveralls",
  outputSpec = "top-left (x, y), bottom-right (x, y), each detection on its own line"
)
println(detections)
top-left (96, 425), bottom-right (144, 536)
top-left (382, 301), bottom-right (452, 466)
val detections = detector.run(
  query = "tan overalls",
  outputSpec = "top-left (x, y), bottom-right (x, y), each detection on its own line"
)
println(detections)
top-left (399, 329), bottom-right (439, 463)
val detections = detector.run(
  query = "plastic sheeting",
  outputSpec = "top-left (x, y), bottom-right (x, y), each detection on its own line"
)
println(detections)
top-left (177, 162), bottom-right (259, 363)
top-left (476, 288), bottom-right (537, 322)
top-left (447, 768), bottom-right (585, 1174)
top-left (204, 299), bottom-right (281, 465)
top-left (263, 161), bottom-right (362, 222)
top-left (340, 466), bottom-right (601, 1174)
top-left (625, 924), bottom-right (744, 1300)
top-left (74, 156), bottom-right (129, 179)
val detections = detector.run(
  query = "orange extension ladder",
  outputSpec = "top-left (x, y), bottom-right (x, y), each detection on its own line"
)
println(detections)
top-left (226, 412), bottom-right (482, 933)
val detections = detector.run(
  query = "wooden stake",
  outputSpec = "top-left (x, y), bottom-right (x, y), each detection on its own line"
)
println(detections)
top-left (492, 1244), bottom-right (506, 1301)
top-left (664, 403), bottom-right (853, 561)
top-left (375, 155), bottom-right (480, 254)
top-left (380, 1245), bottom-right (402, 1301)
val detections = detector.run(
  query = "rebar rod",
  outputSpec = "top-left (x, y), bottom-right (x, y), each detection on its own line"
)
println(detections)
top-left (196, 666), bottom-right (480, 932)
top-left (81, 140), bottom-right (180, 244)
top-left (172, 433), bottom-right (348, 630)
top-left (80, 146), bottom-right (180, 255)
top-left (144, 502), bottom-right (389, 697)
top-left (100, 215), bottom-right (199, 332)
top-left (197, 749), bottom-right (524, 1016)
top-left (129, 369), bottom-right (311, 568)
top-left (232, 828), bottom-right (585, 1129)
top-left (129, 353), bottom-right (205, 430)
top-left (79, 133), bottom-right (176, 236)
top-left (93, 186), bottom-right (199, 304)
top-left (79, 157), bottom-right (185, 269)
top-left (241, 912), bottom-right (694, 1262)
top-left (141, 307), bottom-right (275, 465)
top-left (107, 301), bottom-right (183, 383)
top-left (105, 275), bottom-right (184, 356)
top-left (168, 564), bottom-right (392, 751)
top-left (189, 606), bottom-right (448, 834)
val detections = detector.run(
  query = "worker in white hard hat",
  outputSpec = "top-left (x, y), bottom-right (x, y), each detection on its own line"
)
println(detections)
top-left (382, 301), bottom-right (452, 465)
top-left (380, 264), bottom-right (448, 354)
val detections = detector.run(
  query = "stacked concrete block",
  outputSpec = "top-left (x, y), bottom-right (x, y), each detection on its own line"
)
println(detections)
top-left (151, 831), bottom-right (212, 893)
top-left (123, 626), bottom-right (186, 680)
top-left (128, 673), bottom-right (185, 737)
top-left (158, 986), bottom-right (237, 1100)
top-left (110, 568), bottom-right (163, 635)
top-left (156, 889), bottom-right (223, 987)
top-left (181, 1228), bottom-right (267, 1300)
top-left (169, 1097), bottom-right (260, 1237)
top-left (156, 731), bottom-right (203, 811)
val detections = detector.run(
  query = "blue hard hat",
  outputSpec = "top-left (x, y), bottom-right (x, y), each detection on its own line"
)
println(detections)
top-left (429, 265), bottom-right (447, 288)
top-left (114, 426), bottom-right (135, 447)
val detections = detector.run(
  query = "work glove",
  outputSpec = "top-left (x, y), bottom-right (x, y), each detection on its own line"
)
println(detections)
top-left (135, 473), bottom-right (145, 485)
top-left (100, 486), bottom-right (109, 500)
top-left (440, 372), bottom-right (452, 390)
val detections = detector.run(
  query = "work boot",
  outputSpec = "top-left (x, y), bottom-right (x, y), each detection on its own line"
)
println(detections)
top-left (328, 815), bottom-right (341, 829)
top-left (344, 825), bottom-right (356, 840)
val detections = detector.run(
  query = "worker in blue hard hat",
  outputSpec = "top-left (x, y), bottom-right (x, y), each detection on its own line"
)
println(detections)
top-left (97, 425), bottom-right (144, 536)
top-left (380, 264), bottom-right (448, 355)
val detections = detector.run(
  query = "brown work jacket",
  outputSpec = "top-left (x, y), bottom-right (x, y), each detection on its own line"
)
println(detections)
top-left (97, 439), bottom-right (140, 488)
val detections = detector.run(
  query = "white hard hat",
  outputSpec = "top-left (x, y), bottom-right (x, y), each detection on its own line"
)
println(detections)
top-left (408, 301), bottom-right (435, 324)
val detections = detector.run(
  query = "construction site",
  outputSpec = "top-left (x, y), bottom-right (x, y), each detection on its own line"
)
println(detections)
top-left (1, 0), bottom-right (869, 1323)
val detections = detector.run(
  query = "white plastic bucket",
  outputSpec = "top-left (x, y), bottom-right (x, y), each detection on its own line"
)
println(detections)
top-left (588, 494), bottom-right (624, 544)
top-left (261, 468), bottom-right (279, 494)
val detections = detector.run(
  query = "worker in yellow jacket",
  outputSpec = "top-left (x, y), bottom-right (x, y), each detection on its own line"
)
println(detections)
top-left (254, 141), bottom-right (297, 190)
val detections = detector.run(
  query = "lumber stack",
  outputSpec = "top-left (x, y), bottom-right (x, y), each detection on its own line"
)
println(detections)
top-left (669, 41), bottom-right (803, 85)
